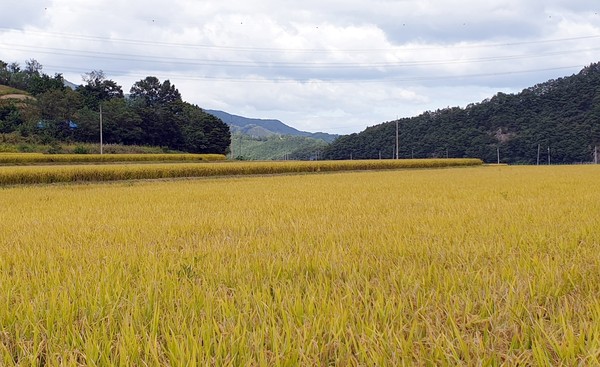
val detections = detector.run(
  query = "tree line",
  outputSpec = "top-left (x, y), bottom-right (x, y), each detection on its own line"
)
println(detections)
top-left (0, 59), bottom-right (230, 154)
top-left (323, 63), bottom-right (600, 164)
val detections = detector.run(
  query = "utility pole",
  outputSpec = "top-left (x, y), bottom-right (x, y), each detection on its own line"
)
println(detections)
top-left (595, 146), bottom-right (598, 164)
top-left (537, 144), bottom-right (540, 166)
top-left (99, 104), bottom-right (103, 155)
top-left (497, 146), bottom-right (500, 164)
top-left (548, 147), bottom-right (551, 165)
top-left (395, 120), bottom-right (399, 160)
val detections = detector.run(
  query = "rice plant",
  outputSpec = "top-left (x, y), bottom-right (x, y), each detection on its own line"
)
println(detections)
top-left (0, 158), bottom-right (481, 185)
top-left (1, 165), bottom-right (598, 365)
top-left (0, 153), bottom-right (225, 165)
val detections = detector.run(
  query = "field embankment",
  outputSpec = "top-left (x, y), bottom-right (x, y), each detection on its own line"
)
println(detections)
top-left (0, 158), bottom-right (481, 185)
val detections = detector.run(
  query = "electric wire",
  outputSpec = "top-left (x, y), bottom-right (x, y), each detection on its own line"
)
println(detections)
top-left (1, 43), bottom-right (599, 68)
top-left (1, 27), bottom-right (596, 84)
top-left (43, 63), bottom-right (585, 84)
top-left (1, 26), bottom-right (599, 53)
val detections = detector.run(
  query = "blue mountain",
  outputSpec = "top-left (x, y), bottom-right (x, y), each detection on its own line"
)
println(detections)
top-left (205, 110), bottom-right (338, 143)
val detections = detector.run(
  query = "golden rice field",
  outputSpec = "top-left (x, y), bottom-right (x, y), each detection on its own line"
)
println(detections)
top-left (1, 165), bottom-right (599, 366)
top-left (0, 153), bottom-right (226, 165)
top-left (0, 158), bottom-right (481, 185)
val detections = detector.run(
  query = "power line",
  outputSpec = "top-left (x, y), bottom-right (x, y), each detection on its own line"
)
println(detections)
top-left (2, 26), bottom-right (597, 87)
top-left (42, 63), bottom-right (585, 84)
top-left (1, 26), bottom-right (599, 53)
top-left (1, 42), bottom-right (598, 70)
top-left (2, 27), bottom-right (591, 84)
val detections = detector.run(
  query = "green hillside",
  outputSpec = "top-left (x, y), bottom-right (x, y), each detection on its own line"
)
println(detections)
top-left (1, 59), bottom-right (230, 155)
top-left (206, 110), bottom-right (339, 143)
top-left (231, 134), bottom-right (328, 160)
top-left (323, 63), bottom-right (600, 164)
top-left (0, 85), bottom-right (29, 97)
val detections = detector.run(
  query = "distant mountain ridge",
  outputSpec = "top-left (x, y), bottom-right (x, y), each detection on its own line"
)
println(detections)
top-left (63, 80), bottom-right (79, 90)
top-left (205, 110), bottom-right (338, 143)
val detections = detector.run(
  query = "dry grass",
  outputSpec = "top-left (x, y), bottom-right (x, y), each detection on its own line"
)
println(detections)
top-left (1, 165), bottom-right (599, 365)
top-left (0, 85), bottom-right (29, 97)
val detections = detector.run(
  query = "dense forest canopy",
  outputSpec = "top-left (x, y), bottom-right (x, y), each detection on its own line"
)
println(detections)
top-left (0, 59), bottom-right (230, 154)
top-left (323, 63), bottom-right (600, 164)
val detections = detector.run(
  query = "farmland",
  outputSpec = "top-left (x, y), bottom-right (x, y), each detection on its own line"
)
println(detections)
top-left (1, 164), bottom-right (599, 365)
top-left (0, 153), bottom-right (226, 165)
top-left (0, 158), bottom-right (481, 185)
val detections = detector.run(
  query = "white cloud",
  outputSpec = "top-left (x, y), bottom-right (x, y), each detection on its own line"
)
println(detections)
top-left (1, 0), bottom-right (599, 134)
top-left (0, 0), bottom-right (52, 28)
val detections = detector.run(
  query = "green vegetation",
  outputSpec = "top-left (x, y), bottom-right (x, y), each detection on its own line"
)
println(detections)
top-left (0, 85), bottom-right (29, 97)
top-left (207, 109), bottom-right (339, 142)
top-left (0, 61), bottom-right (231, 155)
top-left (6, 57), bottom-right (600, 163)
top-left (323, 63), bottom-right (600, 164)
top-left (0, 133), bottom-right (183, 154)
top-left (230, 133), bottom-right (328, 160)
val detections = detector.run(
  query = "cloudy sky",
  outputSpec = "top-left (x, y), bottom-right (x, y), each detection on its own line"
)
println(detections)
top-left (1, 0), bottom-right (599, 134)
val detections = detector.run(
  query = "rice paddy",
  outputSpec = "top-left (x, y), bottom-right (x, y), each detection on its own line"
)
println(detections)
top-left (0, 158), bottom-right (481, 185)
top-left (1, 164), bottom-right (599, 365)
top-left (0, 153), bottom-right (225, 165)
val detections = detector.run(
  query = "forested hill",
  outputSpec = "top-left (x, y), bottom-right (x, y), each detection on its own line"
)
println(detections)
top-left (206, 110), bottom-right (339, 142)
top-left (0, 60), bottom-right (230, 154)
top-left (323, 63), bottom-right (600, 164)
